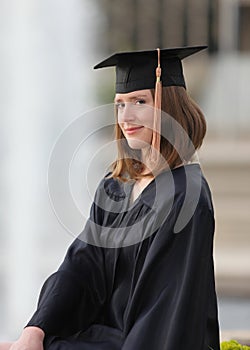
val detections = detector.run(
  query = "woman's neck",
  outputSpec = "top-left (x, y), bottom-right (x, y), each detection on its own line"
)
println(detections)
top-left (140, 146), bottom-right (155, 173)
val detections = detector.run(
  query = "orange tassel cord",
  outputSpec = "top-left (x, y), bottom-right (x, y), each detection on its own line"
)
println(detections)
top-left (151, 48), bottom-right (162, 164)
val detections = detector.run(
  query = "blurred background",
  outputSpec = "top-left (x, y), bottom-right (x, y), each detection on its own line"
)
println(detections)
top-left (0, 0), bottom-right (250, 343)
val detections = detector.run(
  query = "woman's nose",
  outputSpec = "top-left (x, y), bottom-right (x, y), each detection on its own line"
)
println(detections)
top-left (117, 103), bottom-right (136, 123)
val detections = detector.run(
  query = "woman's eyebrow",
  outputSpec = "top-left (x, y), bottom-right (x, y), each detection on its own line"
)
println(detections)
top-left (129, 95), bottom-right (147, 100)
top-left (114, 97), bottom-right (123, 103)
top-left (114, 95), bottom-right (148, 102)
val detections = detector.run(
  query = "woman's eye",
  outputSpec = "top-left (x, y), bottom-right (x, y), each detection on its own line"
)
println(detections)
top-left (115, 102), bottom-right (125, 109)
top-left (135, 99), bottom-right (146, 105)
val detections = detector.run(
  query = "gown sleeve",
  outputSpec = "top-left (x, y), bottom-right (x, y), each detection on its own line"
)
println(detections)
top-left (121, 202), bottom-right (220, 350)
top-left (26, 183), bottom-right (107, 337)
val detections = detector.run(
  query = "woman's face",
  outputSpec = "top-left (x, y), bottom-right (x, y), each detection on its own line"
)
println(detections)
top-left (115, 89), bottom-right (154, 150)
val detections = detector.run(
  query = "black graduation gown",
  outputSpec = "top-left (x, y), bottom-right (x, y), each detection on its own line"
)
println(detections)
top-left (26, 164), bottom-right (220, 350)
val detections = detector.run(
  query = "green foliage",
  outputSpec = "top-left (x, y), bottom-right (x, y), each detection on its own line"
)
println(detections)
top-left (220, 340), bottom-right (250, 350)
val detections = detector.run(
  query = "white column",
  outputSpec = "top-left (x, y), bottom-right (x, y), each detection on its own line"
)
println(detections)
top-left (0, 0), bottom-right (99, 339)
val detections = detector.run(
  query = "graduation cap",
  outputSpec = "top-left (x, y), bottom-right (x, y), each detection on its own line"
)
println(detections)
top-left (93, 45), bottom-right (207, 93)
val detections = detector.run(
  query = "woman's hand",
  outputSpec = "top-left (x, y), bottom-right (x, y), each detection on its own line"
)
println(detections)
top-left (9, 327), bottom-right (45, 350)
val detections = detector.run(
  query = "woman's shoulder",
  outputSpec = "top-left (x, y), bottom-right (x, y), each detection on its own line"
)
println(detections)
top-left (162, 164), bottom-right (214, 233)
top-left (162, 163), bottom-right (213, 211)
top-left (184, 164), bottom-right (213, 210)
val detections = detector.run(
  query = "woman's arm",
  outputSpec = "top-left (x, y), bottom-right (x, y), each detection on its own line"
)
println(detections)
top-left (26, 239), bottom-right (107, 337)
top-left (26, 183), bottom-right (107, 338)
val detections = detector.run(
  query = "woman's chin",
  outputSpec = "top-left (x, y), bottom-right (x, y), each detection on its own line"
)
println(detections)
top-left (127, 138), bottom-right (150, 150)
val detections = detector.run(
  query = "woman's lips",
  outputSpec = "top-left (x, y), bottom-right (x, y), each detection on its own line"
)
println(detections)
top-left (124, 126), bottom-right (144, 135)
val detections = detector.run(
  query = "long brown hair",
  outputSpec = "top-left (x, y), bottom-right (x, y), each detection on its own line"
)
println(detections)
top-left (110, 86), bottom-right (206, 181)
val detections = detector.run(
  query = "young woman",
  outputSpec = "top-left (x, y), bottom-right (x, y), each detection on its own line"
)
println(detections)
top-left (0, 46), bottom-right (220, 350)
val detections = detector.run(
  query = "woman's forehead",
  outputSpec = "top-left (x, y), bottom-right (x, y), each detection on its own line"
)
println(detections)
top-left (115, 89), bottom-right (152, 101)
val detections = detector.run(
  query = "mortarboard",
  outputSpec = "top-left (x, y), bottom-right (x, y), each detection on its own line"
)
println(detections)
top-left (94, 45), bottom-right (207, 93)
